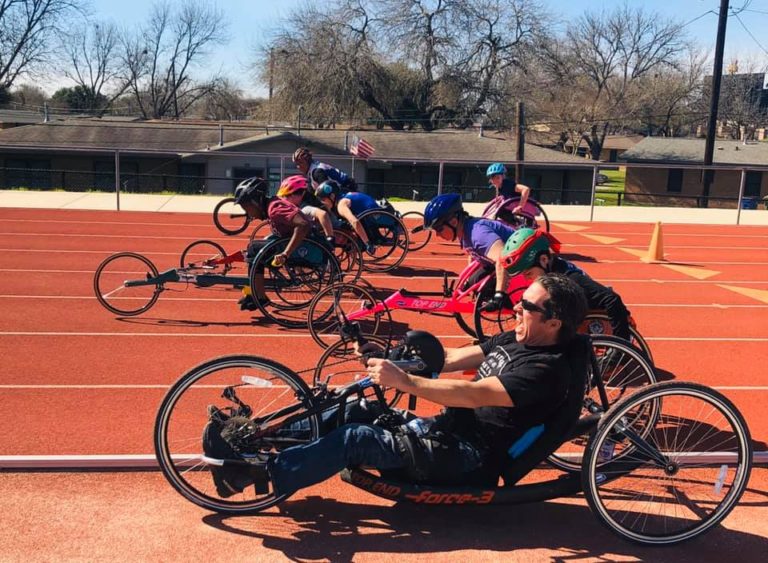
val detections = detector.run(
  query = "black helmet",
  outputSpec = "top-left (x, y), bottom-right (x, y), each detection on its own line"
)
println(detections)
top-left (234, 177), bottom-right (269, 209)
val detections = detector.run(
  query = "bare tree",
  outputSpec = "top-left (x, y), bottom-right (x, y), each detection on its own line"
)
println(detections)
top-left (0, 0), bottom-right (83, 99)
top-left (190, 78), bottom-right (249, 121)
top-left (713, 60), bottom-right (768, 140)
top-left (61, 20), bottom-right (128, 113)
top-left (120, 0), bottom-right (227, 119)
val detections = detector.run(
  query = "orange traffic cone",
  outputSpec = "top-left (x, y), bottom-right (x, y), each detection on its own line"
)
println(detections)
top-left (642, 221), bottom-right (665, 263)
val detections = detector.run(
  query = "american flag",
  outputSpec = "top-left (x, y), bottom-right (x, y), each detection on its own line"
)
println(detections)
top-left (350, 135), bottom-right (375, 159)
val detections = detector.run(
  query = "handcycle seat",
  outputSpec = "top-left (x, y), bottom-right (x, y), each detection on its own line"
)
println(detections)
top-left (499, 334), bottom-right (591, 486)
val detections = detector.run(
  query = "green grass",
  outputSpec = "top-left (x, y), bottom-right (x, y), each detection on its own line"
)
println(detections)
top-left (595, 168), bottom-right (626, 206)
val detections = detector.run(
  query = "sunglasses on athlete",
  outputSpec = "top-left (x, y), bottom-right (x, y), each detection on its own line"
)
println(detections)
top-left (519, 298), bottom-right (553, 319)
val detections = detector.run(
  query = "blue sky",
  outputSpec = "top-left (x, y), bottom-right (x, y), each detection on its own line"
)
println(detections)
top-left (44, 0), bottom-right (768, 96)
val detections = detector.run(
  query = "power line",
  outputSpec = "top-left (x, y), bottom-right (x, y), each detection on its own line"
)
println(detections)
top-left (731, 12), bottom-right (768, 56)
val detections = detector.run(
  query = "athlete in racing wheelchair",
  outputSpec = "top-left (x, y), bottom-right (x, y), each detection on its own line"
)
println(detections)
top-left (201, 273), bottom-right (589, 499)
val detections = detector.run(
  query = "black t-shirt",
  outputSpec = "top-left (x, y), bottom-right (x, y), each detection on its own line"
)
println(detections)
top-left (499, 178), bottom-right (518, 199)
top-left (441, 332), bottom-right (572, 463)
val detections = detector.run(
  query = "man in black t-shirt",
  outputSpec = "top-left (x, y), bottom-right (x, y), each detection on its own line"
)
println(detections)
top-left (202, 274), bottom-right (589, 499)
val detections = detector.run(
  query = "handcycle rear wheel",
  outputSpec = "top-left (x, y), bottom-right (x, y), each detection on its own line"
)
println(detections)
top-left (358, 209), bottom-right (409, 272)
top-left (93, 252), bottom-right (162, 316)
top-left (314, 335), bottom-right (403, 408)
top-left (307, 282), bottom-right (386, 349)
top-left (582, 381), bottom-right (752, 545)
top-left (250, 237), bottom-right (342, 328)
top-left (155, 355), bottom-right (320, 514)
top-left (213, 197), bottom-right (251, 236)
top-left (400, 211), bottom-right (431, 252)
top-left (547, 336), bottom-right (658, 472)
top-left (179, 240), bottom-right (231, 275)
top-left (581, 312), bottom-right (653, 363)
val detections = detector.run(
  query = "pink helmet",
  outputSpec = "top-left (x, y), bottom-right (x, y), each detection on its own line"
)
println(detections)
top-left (276, 175), bottom-right (308, 197)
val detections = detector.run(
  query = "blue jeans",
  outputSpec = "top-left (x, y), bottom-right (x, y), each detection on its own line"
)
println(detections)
top-left (268, 406), bottom-right (490, 496)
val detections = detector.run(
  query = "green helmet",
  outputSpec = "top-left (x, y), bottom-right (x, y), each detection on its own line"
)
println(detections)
top-left (501, 228), bottom-right (560, 275)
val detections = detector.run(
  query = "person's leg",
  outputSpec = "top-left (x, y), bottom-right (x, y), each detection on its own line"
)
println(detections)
top-left (269, 423), bottom-right (407, 496)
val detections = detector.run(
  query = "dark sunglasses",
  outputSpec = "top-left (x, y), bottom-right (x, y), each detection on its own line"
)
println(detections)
top-left (520, 298), bottom-right (552, 319)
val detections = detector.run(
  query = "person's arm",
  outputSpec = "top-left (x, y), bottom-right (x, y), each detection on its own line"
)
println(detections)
top-left (485, 239), bottom-right (508, 293)
top-left (366, 358), bottom-right (513, 408)
top-left (314, 208), bottom-right (335, 238)
top-left (513, 183), bottom-right (531, 213)
top-left (337, 199), bottom-right (369, 244)
top-left (571, 270), bottom-right (632, 340)
top-left (273, 214), bottom-right (311, 266)
top-left (442, 344), bottom-right (486, 373)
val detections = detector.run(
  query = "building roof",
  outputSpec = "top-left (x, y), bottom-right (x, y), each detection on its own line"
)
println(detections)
top-left (620, 137), bottom-right (768, 166)
top-left (524, 131), bottom-right (643, 151)
top-left (0, 120), bottom-right (589, 164)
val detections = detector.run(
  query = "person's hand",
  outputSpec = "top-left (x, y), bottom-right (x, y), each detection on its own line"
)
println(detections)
top-left (365, 242), bottom-right (377, 256)
top-left (354, 340), bottom-right (383, 357)
top-left (366, 357), bottom-right (408, 389)
top-left (271, 253), bottom-right (287, 267)
top-left (325, 236), bottom-right (336, 248)
top-left (481, 291), bottom-right (513, 312)
top-left (512, 205), bottom-right (524, 214)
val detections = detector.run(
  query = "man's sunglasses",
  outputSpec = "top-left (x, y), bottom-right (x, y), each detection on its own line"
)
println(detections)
top-left (520, 298), bottom-right (552, 319)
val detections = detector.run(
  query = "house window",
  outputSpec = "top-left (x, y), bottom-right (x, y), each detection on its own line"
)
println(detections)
top-left (178, 163), bottom-right (205, 194)
top-left (666, 169), bottom-right (683, 193)
top-left (4, 158), bottom-right (51, 189)
top-left (745, 171), bottom-right (762, 197)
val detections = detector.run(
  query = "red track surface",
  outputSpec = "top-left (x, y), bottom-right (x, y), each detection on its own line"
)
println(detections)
top-left (1, 207), bottom-right (766, 561)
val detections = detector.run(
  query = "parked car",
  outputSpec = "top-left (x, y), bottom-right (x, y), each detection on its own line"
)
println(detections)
top-left (596, 173), bottom-right (609, 185)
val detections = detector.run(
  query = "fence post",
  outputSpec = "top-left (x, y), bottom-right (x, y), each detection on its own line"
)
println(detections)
top-left (437, 161), bottom-right (444, 195)
top-left (736, 168), bottom-right (746, 225)
top-left (114, 149), bottom-right (121, 211)
top-left (589, 165), bottom-right (598, 222)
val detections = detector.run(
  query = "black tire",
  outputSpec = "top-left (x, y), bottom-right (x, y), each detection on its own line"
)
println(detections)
top-left (248, 220), bottom-right (272, 243)
top-left (250, 237), bottom-right (342, 328)
top-left (472, 285), bottom-right (526, 343)
top-left (332, 229), bottom-right (363, 283)
top-left (581, 312), bottom-right (653, 363)
top-left (582, 382), bottom-right (752, 545)
top-left (400, 211), bottom-right (431, 252)
top-left (155, 355), bottom-right (320, 514)
top-left (179, 240), bottom-right (231, 275)
top-left (547, 336), bottom-right (658, 473)
top-left (213, 197), bottom-right (251, 236)
top-left (357, 209), bottom-right (409, 272)
top-left (307, 282), bottom-right (385, 349)
top-left (93, 252), bottom-right (162, 316)
top-left (314, 335), bottom-right (402, 408)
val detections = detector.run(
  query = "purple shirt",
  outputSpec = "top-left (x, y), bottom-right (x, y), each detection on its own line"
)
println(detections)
top-left (460, 217), bottom-right (516, 263)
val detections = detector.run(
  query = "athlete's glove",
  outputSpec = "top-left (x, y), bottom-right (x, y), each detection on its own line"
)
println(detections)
top-left (481, 292), bottom-right (513, 312)
top-left (325, 236), bottom-right (336, 248)
top-left (365, 242), bottom-right (377, 256)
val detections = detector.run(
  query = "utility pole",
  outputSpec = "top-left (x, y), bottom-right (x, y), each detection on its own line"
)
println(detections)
top-left (515, 101), bottom-right (525, 184)
top-left (702, 0), bottom-right (730, 208)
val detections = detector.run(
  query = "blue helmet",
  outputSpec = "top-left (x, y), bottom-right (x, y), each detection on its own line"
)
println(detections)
top-left (423, 193), bottom-right (463, 230)
top-left (486, 163), bottom-right (506, 177)
top-left (315, 180), bottom-right (341, 199)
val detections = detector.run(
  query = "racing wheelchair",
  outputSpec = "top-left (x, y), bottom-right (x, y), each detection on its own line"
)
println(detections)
top-left (93, 236), bottom-right (341, 328)
top-left (154, 326), bottom-right (752, 546)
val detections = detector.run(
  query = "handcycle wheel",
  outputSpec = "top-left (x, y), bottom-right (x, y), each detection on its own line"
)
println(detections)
top-left (500, 198), bottom-right (550, 232)
top-left (250, 237), bottom-right (342, 328)
top-left (93, 252), bottom-right (162, 316)
top-left (580, 312), bottom-right (653, 363)
top-left (313, 335), bottom-right (403, 408)
top-left (472, 286), bottom-right (526, 343)
top-left (179, 240), bottom-right (232, 275)
top-left (547, 336), bottom-right (658, 473)
top-left (582, 381), bottom-right (752, 545)
top-left (400, 211), bottom-right (431, 252)
top-left (213, 197), bottom-right (251, 236)
top-left (332, 229), bottom-right (363, 283)
top-left (358, 209), bottom-right (409, 272)
top-left (155, 355), bottom-right (320, 514)
top-left (307, 282), bottom-right (386, 349)
top-left (248, 220), bottom-right (273, 243)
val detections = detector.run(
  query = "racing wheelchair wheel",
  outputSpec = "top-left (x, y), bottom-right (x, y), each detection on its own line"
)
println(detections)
top-left (179, 240), bottom-right (232, 275)
top-left (307, 282), bottom-right (387, 349)
top-left (582, 381), bottom-right (752, 545)
top-left (93, 252), bottom-right (162, 316)
top-left (400, 211), bottom-right (431, 252)
top-left (580, 312), bottom-right (653, 363)
top-left (357, 209), bottom-right (409, 272)
top-left (250, 237), bottom-right (342, 328)
top-left (500, 198), bottom-right (550, 232)
top-left (313, 335), bottom-right (403, 408)
top-left (332, 229), bottom-right (363, 283)
top-left (472, 285), bottom-right (527, 343)
top-left (213, 197), bottom-right (251, 236)
top-left (248, 219), bottom-right (272, 243)
top-left (155, 355), bottom-right (320, 514)
top-left (547, 336), bottom-right (658, 473)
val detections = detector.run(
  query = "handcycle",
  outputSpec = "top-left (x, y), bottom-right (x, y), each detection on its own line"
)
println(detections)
top-left (93, 236), bottom-right (342, 328)
top-left (154, 323), bottom-right (752, 546)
